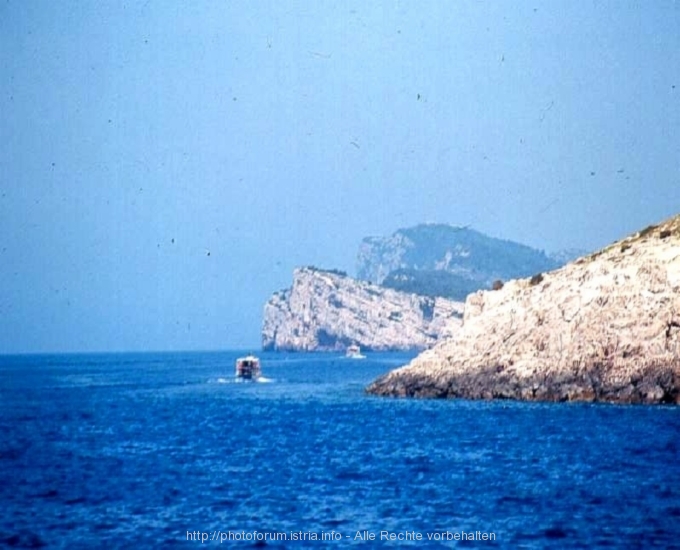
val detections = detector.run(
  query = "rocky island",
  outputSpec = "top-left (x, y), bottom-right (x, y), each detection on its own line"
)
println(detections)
top-left (367, 215), bottom-right (680, 404)
top-left (261, 225), bottom-right (582, 353)
top-left (357, 223), bottom-right (574, 301)
top-left (262, 267), bottom-right (464, 351)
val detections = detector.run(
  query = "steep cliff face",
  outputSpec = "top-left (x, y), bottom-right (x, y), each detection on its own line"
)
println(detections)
top-left (356, 232), bottom-right (415, 285)
top-left (356, 224), bottom-right (563, 301)
top-left (262, 267), bottom-right (464, 352)
top-left (367, 215), bottom-right (680, 404)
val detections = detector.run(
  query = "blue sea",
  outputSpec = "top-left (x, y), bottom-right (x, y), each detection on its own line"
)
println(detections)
top-left (1, 351), bottom-right (679, 549)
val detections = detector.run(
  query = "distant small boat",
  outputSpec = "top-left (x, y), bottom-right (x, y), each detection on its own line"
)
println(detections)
top-left (235, 355), bottom-right (262, 380)
top-left (345, 344), bottom-right (365, 359)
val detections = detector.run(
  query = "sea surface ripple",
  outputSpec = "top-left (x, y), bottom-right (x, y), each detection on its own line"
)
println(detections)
top-left (1, 351), bottom-right (679, 548)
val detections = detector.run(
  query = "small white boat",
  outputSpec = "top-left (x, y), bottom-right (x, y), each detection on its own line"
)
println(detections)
top-left (345, 344), bottom-right (365, 359)
top-left (235, 355), bottom-right (262, 381)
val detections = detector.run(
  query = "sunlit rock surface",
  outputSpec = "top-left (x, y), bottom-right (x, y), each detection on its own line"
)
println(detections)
top-left (262, 267), bottom-right (464, 352)
top-left (367, 215), bottom-right (680, 404)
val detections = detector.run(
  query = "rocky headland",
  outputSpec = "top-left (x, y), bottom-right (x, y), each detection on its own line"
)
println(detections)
top-left (262, 267), bottom-right (464, 351)
top-left (366, 215), bottom-right (680, 404)
top-left (357, 223), bottom-right (580, 301)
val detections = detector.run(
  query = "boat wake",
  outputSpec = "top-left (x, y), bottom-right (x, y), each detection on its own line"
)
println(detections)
top-left (213, 376), bottom-right (274, 384)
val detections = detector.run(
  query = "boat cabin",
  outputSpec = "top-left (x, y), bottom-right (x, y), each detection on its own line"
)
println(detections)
top-left (346, 344), bottom-right (365, 359)
top-left (235, 355), bottom-right (261, 380)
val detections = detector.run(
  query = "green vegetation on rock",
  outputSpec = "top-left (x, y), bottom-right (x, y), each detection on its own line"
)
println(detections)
top-left (358, 224), bottom-right (572, 300)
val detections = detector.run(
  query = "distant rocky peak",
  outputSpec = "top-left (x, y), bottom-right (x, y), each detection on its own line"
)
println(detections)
top-left (356, 232), bottom-right (414, 284)
top-left (356, 223), bottom-right (563, 301)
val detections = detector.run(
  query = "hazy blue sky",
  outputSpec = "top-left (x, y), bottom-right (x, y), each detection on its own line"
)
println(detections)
top-left (1, 1), bottom-right (679, 353)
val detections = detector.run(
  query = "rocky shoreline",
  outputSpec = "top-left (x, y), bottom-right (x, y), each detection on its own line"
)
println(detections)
top-left (367, 358), bottom-right (680, 404)
top-left (366, 215), bottom-right (680, 405)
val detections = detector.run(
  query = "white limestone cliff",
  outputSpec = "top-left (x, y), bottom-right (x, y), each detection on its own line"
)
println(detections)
top-left (367, 215), bottom-right (680, 404)
top-left (262, 267), bottom-right (464, 351)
